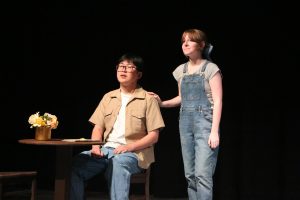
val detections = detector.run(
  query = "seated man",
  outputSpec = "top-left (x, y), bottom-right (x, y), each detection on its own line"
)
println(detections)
top-left (70, 53), bottom-right (165, 200)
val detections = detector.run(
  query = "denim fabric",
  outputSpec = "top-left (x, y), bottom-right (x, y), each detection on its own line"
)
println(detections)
top-left (179, 63), bottom-right (219, 200)
top-left (70, 146), bottom-right (143, 200)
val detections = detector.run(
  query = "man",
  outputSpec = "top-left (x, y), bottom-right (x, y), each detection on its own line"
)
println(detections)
top-left (70, 53), bottom-right (165, 200)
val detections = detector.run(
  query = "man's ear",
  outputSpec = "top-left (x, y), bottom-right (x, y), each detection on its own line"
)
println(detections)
top-left (138, 72), bottom-right (142, 79)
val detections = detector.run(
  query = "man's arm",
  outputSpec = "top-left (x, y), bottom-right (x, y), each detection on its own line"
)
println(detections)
top-left (113, 130), bottom-right (159, 154)
top-left (91, 124), bottom-right (104, 157)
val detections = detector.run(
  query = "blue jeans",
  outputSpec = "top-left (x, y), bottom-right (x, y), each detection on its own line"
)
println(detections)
top-left (70, 147), bottom-right (143, 200)
top-left (179, 107), bottom-right (219, 200)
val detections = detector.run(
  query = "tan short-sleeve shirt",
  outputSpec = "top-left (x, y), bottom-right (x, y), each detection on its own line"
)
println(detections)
top-left (89, 86), bottom-right (165, 169)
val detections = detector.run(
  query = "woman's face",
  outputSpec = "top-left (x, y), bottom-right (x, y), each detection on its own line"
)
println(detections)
top-left (181, 35), bottom-right (202, 57)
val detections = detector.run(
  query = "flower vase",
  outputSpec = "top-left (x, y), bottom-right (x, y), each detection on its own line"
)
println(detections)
top-left (35, 127), bottom-right (51, 140)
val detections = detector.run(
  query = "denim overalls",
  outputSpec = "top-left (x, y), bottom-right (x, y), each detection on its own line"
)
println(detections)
top-left (179, 61), bottom-right (219, 200)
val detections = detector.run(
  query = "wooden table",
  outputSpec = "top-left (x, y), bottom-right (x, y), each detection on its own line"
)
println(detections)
top-left (18, 139), bottom-right (103, 200)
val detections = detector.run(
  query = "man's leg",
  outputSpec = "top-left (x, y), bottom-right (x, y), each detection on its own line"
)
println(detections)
top-left (107, 152), bottom-right (143, 200)
top-left (70, 150), bottom-right (108, 200)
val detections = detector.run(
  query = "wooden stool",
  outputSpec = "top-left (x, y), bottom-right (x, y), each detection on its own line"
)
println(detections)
top-left (130, 166), bottom-right (151, 200)
top-left (85, 166), bottom-right (151, 200)
top-left (0, 171), bottom-right (37, 200)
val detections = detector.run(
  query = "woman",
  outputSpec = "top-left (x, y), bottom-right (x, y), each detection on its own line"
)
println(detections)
top-left (150, 28), bottom-right (222, 200)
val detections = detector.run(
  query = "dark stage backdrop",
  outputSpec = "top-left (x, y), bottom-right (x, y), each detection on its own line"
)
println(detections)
top-left (2, 0), bottom-right (299, 199)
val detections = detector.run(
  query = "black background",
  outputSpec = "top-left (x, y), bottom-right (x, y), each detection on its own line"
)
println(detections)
top-left (1, 0), bottom-right (299, 199)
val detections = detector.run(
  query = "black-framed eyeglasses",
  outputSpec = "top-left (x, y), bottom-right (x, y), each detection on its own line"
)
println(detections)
top-left (116, 64), bottom-right (137, 72)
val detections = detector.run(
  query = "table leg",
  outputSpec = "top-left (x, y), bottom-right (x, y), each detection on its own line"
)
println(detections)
top-left (54, 146), bottom-right (73, 200)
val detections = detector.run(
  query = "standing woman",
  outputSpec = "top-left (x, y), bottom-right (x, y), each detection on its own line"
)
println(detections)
top-left (151, 28), bottom-right (222, 200)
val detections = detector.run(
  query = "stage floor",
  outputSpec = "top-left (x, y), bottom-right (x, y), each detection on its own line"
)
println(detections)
top-left (4, 189), bottom-right (188, 200)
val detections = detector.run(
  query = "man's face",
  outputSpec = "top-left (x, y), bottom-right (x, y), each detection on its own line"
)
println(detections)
top-left (116, 60), bottom-right (141, 86)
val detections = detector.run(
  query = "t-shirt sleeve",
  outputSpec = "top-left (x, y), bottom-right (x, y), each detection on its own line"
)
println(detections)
top-left (172, 64), bottom-right (184, 82)
top-left (206, 62), bottom-right (221, 81)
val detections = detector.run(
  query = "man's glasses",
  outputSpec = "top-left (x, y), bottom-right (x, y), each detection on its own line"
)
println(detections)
top-left (116, 64), bottom-right (137, 72)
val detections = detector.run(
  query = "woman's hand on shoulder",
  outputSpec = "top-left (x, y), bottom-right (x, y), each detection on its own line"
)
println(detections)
top-left (147, 92), bottom-right (162, 106)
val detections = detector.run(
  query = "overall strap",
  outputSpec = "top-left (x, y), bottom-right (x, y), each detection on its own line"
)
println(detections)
top-left (183, 62), bottom-right (188, 74)
top-left (183, 61), bottom-right (210, 75)
top-left (200, 60), bottom-right (210, 73)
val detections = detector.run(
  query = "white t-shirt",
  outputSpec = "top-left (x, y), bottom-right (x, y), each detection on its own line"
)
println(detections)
top-left (104, 92), bottom-right (131, 148)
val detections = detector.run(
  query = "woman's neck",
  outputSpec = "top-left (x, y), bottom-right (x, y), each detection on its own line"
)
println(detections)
top-left (189, 58), bottom-right (204, 67)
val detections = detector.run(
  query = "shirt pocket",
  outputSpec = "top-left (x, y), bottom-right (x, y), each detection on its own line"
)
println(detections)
top-left (130, 110), bottom-right (146, 134)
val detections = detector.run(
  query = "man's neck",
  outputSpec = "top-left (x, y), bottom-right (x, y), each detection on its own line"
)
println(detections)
top-left (120, 85), bottom-right (137, 95)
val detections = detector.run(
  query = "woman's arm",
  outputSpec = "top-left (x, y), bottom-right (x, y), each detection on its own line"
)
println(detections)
top-left (208, 72), bottom-right (223, 149)
top-left (148, 83), bottom-right (182, 108)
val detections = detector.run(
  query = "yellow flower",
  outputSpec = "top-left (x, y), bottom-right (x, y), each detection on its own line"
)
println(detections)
top-left (28, 112), bottom-right (59, 129)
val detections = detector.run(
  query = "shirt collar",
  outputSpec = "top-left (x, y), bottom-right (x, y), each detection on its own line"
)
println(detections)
top-left (109, 85), bottom-right (145, 100)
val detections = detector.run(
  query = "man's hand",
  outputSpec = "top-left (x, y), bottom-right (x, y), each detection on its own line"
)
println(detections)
top-left (91, 145), bottom-right (104, 158)
top-left (113, 144), bottom-right (134, 154)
